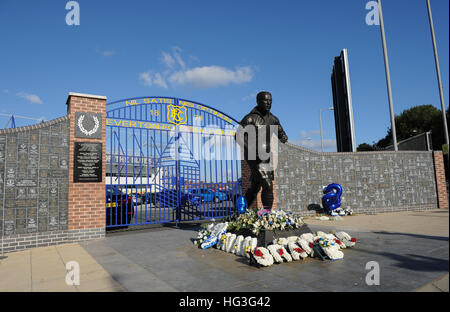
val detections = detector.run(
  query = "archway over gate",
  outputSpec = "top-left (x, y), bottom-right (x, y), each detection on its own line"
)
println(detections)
top-left (105, 97), bottom-right (242, 227)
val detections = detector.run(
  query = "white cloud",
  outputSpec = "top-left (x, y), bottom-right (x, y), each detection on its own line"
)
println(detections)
top-left (161, 52), bottom-right (176, 69)
top-left (139, 72), bottom-right (152, 86)
top-left (140, 48), bottom-right (253, 89)
top-left (169, 66), bottom-right (253, 88)
top-left (138, 71), bottom-right (168, 89)
top-left (242, 93), bottom-right (257, 102)
top-left (16, 92), bottom-right (43, 104)
top-left (96, 47), bottom-right (115, 57)
top-left (172, 48), bottom-right (186, 70)
top-left (301, 130), bottom-right (321, 138)
top-left (295, 139), bottom-right (336, 152)
top-left (152, 72), bottom-right (168, 89)
top-left (3, 89), bottom-right (8, 94)
top-left (102, 50), bottom-right (115, 57)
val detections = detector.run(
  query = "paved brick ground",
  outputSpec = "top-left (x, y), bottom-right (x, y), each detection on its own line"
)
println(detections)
top-left (81, 209), bottom-right (449, 292)
top-left (0, 243), bottom-right (125, 292)
top-left (1, 209), bottom-right (447, 292)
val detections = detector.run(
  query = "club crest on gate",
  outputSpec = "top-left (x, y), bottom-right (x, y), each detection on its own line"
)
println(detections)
top-left (167, 104), bottom-right (187, 125)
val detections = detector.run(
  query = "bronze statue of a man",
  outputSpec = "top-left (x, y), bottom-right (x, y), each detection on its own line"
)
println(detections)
top-left (236, 91), bottom-right (288, 214)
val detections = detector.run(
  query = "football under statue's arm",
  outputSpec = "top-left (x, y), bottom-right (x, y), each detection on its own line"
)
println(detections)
top-left (275, 118), bottom-right (288, 143)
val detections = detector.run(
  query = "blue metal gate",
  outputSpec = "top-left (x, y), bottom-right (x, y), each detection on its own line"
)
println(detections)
top-left (105, 97), bottom-right (242, 227)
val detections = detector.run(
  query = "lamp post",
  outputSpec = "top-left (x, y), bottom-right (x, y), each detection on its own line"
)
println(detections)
top-left (426, 0), bottom-right (449, 170)
top-left (319, 107), bottom-right (334, 152)
top-left (378, 0), bottom-right (398, 151)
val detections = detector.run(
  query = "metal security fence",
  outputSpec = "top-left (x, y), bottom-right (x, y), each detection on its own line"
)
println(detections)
top-left (105, 97), bottom-right (242, 228)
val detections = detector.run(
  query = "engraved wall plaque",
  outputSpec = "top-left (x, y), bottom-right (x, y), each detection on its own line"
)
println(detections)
top-left (0, 118), bottom-right (69, 235)
top-left (74, 142), bottom-right (102, 183)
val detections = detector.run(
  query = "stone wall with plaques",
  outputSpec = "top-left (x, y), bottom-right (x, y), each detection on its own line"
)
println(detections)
top-left (1, 92), bottom-right (108, 255)
top-left (0, 116), bottom-right (69, 237)
top-left (275, 142), bottom-right (439, 216)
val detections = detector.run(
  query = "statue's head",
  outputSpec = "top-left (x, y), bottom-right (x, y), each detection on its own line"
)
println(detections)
top-left (256, 91), bottom-right (272, 114)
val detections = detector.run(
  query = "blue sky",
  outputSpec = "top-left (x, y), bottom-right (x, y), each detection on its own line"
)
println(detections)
top-left (0, 0), bottom-right (448, 152)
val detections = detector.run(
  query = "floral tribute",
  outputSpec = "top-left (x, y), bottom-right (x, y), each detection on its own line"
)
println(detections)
top-left (267, 244), bottom-right (292, 263)
top-left (335, 231), bottom-right (357, 247)
top-left (193, 217), bottom-right (357, 267)
top-left (251, 247), bottom-right (274, 267)
top-left (287, 242), bottom-right (308, 260)
top-left (227, 210), bottom-right (305, 236)
top-left (193, 227), bottom-right (211, 247)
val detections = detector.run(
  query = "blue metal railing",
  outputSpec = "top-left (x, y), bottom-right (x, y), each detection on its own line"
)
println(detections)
top-left (105, 97), bottom-right (242, 228)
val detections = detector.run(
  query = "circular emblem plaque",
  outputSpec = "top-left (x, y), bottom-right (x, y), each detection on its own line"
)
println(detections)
top-left (75, 112), bottom-right (102, 139)
top-left (77, 115), bottom-right (99, 136)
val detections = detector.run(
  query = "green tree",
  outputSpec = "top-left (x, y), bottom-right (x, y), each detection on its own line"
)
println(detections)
top-left (357, 143), bottom-right (374, 151)
top-left (375, 105), bottom-right (449, 150)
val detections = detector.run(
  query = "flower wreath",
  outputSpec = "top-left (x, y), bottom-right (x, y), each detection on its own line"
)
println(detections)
top-left (233, 235), bottom-right (244, 255)
top-left (333, 237), bottom-right (346, 249)
top-left (296, 237), bottom-right (313, 256)
top-left (221, 233), bottom-right (232, 251)
top-left (335, 231), bottom-right (357, 247)
top-left (287, 242), bottom-right (308, 260)
top-left (273, 237), bottom-right (289, 246)
top-left (251, 247), bottom-right (274, 267)
top-left (226, 234), bottom-right (237, 253)
top-left (315, 237), bottom-right (344, 260)
top-left (216, 233), bottom-right (227, 250)
top-left (267, 244), bottom-right (292, 263)
top-left (300, 233), bottom-right (315, 244)
top-left (244, 237), bottom-right (257, 258)
top-left (200, 223), bottom-right (228, 250)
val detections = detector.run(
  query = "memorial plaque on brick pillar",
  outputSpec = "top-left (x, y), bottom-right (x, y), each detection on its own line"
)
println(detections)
top-left (66, 93), bottom-right (107, 232)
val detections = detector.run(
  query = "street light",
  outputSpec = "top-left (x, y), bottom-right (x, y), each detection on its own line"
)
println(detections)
top-left (426, 0), bottom-right (449, 170)
top-left (377, 0), bottom-right (398, 151)
top-left (319, 107), bottom-right (334, 152)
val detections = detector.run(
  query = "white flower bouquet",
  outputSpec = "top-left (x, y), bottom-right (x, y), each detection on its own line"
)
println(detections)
top-left (200, 222), bottom-right (228, 249)
top-left (193, 226), bottom-right (211, 247)
top-left (227, 209), bottom-right (305, 236)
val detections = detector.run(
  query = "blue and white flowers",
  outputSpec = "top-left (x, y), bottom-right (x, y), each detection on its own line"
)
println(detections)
top-left (227, 209), bottom-right (305, 235)
top-left (193, 222), bottom-right (357, 267)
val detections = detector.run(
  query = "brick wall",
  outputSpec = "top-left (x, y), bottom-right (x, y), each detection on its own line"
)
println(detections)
top-left (433, 151), bottom-right (449, 209)
top-left (66, 93), bottom-right (107, 230)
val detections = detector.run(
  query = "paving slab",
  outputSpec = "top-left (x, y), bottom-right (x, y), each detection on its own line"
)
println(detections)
top-left (81, 209), bottom-right (449, 292)
top-left (1, 209), bottom-right (447, 292)
top-left (0, 243), bottom-right (125, 292)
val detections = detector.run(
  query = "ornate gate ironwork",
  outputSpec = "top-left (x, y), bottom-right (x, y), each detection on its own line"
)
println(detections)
top-left (105, 97), bottom-right (242, 227)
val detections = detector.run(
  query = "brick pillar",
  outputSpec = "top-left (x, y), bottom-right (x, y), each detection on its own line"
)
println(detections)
top-left (433, 151), bottom-right (449, 209)
top-left (67, 92), bottom-right (107, 231)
